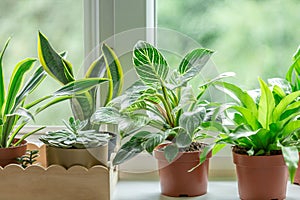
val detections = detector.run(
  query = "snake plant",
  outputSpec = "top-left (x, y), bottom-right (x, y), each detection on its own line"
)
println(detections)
top-left (39, 117), bottom-right (109, 149)
top-left (37, 31), bottom-right (123, 130)
top-left (91, 41), bottom-right (233, 165)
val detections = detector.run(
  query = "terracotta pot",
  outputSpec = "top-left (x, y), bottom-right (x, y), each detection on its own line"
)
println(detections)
top-left (294, 152), bottom-right (300, 185)
top-left (233, 151), bottom-right (288, 200)
top-left (46, 142), bottom-right (108, 168)
top-left (154, 143), bottom-right (211, 197)
top-left (0, 139), bottom-right (27, 167)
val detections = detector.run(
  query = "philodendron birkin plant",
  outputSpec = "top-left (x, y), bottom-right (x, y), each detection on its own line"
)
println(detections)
top-left (37, 31), bottom-right (123, 130)
top-left (212, 78), bottom-right (300, 182)
top-left (91, 40), bottom-right (234, 165)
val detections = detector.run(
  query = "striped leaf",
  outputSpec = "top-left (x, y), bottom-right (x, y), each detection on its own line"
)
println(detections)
top-left (38, 31), bottom-right (74, 84)
top-left (14, 66), bottom-right (47, 110)
top-left (0, 38), bottom-right (10, 114)
top-left (178, 48), bottom-right (214, 85)
top-left (70, 93), bottom-right (94, 121)
top-left (102, 43), bottom-right (124, 105)
top-left (4, 58), bottom-right (37, 115)
top-left (133, 41), bottom-right (168, 86)
top-left (54, 78), bottom-right (108, 96)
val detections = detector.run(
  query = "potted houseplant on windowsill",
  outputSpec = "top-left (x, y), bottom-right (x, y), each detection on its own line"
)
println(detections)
top-left (37, 31), bottom-right (123, 166)
top-left (39, 117), bottom-right (109, 168)
top-left (0, 38), bottom-right (92, 167)
top-left (260, 46), bottom-right (300, 185)
top-left (91, 41), bottom-right (233, 197)
top-left (211, 78), bottom-right (300, 200)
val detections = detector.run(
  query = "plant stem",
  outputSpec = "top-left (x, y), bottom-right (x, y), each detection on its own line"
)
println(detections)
top-left (161, 84), bottom-right (175, 127)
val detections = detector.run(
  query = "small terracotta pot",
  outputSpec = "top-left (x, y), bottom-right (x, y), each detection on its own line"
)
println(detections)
top-left (154, 143), bottom-right (211, 197)
top-left (293, 152), bottom-right (300, 185)
top-left (0, 139), bottom-right (27, 167)
top-left (46, 143), bottom-right (108, 168)
top-left (233, 151), bottom-right (288, 200)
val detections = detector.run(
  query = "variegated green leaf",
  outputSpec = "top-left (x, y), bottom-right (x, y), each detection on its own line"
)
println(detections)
top-left (38, 31), bottom-right (74, 84)
top-left (4, 58), bottom-right (37, 115)
top-left (102, 43), bottom-right (124, 105)
top-left (177, 48), bottom-right (214, 85)
top-left (54, 78), bottom-right (108, 96)
top-left (35, 96), bottom-right (72, 114)
top-left (14, 66), bottom-right (46, 110)
top-left (133, 41), bottom-right (168, 86)
top-left (164, 144), bottom-right (179, 163)
top-left (0, 38), bottom-right (10, 114)
top-left (179, 107), bottom-right (205, 135)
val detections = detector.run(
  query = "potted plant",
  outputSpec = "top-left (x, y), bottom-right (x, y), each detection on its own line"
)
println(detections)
top-left (39, 117), bottom-right (109, 168)
top-left (91, 41), bottom-right (233, 196)
top-left (0, 38), bottom-right (99, 167)
top-left (260, 46), bottom-right (300, 185)
top-left (37, 31), bottom-right (123, 166)
top-left (210, 78), bottom-right (300, 200)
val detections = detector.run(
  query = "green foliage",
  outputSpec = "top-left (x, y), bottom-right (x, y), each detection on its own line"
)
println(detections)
top-left (213, 78), bottom-right (300, 182)
top-left (39, 117), bottom-right (109, 149)
top-left (91, 41), bottom-right (233, 165)
top-left (37, 31), bottom-right (123, 130)
top-left (16, 149), bottom-right (39, 168)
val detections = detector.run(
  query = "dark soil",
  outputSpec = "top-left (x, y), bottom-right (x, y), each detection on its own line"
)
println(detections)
top-left (180, 142), bottom-right (207, 152)
top-left (232, 146), bottom-right (282, 155)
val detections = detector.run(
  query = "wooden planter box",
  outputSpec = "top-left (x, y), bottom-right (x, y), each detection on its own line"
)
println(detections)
top-left (0, 144), bottom-right (118, 200)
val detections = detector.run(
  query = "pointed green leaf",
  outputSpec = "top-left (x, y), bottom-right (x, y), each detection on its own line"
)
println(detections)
top-left (281, 120), bottom-right (300, 138)
top-left (272, 91), bottom-right (300, 122)
top-left (214, 81), bottom-right (258, 117)
top-left (4, 58), bottom-right (36, 115)
top-left (38, 31), bottom-right (74, 84)
top-left (14, 66), bottom-right (46, 109)
top-left (257, 78), bottom-right (275, 129)
top-left (113, 136), bottom-right (144, 165)
top-left (133, 41), bottom-right (168, 86)
top-left (70, 93), bottom-right (94, 121)
top-left (231, 106), bottom-right (260, 130)
top-left (142, 132), bottom-right (164, 154)
top-left (178, 48), bottom-right (214, 85)
top-left (0, 38), bottom-right (10, 114)
top-left (35, 96), bottom-right (72, 115)
top-left (102, 43), bottom-right (124, 105)
top-left (281, 145), bottom-right (299, 182)
top-left (54, 78), bottom-right (108, 96)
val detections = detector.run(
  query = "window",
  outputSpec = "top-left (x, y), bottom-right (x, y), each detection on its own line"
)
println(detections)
top-left (157, 0), bottom-right (300, 89)
top-left (0, 0), bottom-right (83, 125)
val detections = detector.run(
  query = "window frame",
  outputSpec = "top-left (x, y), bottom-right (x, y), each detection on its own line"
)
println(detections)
top-left (22, 0), bottom-right (234, 179)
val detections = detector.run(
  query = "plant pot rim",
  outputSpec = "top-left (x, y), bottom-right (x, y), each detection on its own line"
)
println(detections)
top-left (46, 142), bottom-right (108, 150)
top-left (1, 138), bottom-right (27, 149)
top-left (232, 150), bottom-right (285, 167)
top-left (154, 143), bottom-right (212, 162)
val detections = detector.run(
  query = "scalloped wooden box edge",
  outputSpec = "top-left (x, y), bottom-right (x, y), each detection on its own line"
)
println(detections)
top-left (0, 143), bottom-right (118, 200)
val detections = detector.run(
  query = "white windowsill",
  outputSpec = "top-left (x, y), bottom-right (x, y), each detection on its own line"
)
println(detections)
top-left (113, 181), bottom-right (300, 200)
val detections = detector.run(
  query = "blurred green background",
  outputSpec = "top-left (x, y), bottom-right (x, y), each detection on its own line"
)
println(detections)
top-left (0, 0), bottom-right (83, 125)
top-left (158, 0), bottom-right (300, 89)
top-left (0, 0), bottom-right (299, 125)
